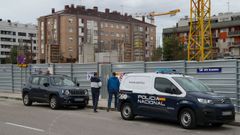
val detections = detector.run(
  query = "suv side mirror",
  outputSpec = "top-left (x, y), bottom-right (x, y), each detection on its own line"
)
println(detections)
top-left (76, 83), bottom-right (80, 87)
top-left (43, 83), bottom-right (49, 87)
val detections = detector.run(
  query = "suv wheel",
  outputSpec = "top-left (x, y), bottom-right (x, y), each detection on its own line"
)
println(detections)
top-left (77, 104), bottom-right (87, 109)
top-left (23, 93), bottom-right (32, 106)
top-left (179, 108), bottom-right (196, 129)
top-left (49, 96), bottom-right (60, 109)
top-left (211, 123), bottom-right (223, 127)
top-left (121, 103), bottom-right (134, 120)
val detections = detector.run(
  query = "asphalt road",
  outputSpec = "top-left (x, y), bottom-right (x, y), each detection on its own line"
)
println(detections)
top-left (0, 99), bottom-right (239, 135)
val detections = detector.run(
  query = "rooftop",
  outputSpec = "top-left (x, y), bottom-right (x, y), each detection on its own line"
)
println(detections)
top-left (39, 4), bottom-right (155, 27)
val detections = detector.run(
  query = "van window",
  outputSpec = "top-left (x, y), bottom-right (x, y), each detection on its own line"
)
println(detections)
top-left (31, 77), bottom-right (39, 85)
top-left (155, 77), bottom-right (181, 95)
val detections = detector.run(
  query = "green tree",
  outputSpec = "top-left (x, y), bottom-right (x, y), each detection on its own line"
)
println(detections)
top-left (163, 35), bottom-right (186, 61)
top-left (6, 46), bottom-right (18, 64)
top-left (151, 47), bottom-right (163, 61)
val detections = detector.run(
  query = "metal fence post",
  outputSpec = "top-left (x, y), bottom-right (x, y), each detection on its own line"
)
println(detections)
top-left (52, 63), bottom-right (55, 75)
top-left (144, 62), bottom-right (146, 73)
top-left (71, 63), bottom-right (73, 80)
top-left (184, 60), bottom-right (187, 75)
top-left (11, 64), bottom-right (14, 93)
top-left (236, 60), bottom-right (240, 112)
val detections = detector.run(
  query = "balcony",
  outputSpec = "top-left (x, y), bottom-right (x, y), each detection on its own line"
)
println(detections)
top-left (228, 31), bottom-right (240, 37)
top-left (228, 42), bottom-right (240, 48)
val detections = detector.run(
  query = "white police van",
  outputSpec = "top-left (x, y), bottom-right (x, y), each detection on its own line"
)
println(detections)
top-left (118, 70), bottom-right (235, 129)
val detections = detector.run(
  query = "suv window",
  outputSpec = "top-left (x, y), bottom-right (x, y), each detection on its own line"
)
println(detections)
top-left (39, 77), bottom-right (49, 86)
top-left (154, 77), bottom-right (181, 95)
top-left (31, 76), bottom-right (39, 85)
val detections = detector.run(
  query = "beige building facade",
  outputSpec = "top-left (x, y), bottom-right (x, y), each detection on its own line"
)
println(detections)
top-left (38, 5), bottom-right (156, 63)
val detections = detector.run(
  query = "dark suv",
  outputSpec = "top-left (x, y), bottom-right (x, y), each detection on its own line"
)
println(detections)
top-left (22, 74), bottom-right (89, 109)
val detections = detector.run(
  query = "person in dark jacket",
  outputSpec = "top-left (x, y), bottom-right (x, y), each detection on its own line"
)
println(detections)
top-left (90, 72), bottom-right (102, 112)
top-left (107, 72), bottom-right (120, 112)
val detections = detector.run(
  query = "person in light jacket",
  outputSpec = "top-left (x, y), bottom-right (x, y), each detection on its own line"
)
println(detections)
top-left (90, 72), bottom-right (102, 112)
top-left (107, 72), bottom-right (120, 112)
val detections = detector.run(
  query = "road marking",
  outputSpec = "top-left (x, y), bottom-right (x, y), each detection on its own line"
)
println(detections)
top-left (5, 122), bottom-right (45, 132)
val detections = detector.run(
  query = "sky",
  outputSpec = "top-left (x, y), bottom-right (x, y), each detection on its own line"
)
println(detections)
top-left (0, 0), bottom-right (239, 46)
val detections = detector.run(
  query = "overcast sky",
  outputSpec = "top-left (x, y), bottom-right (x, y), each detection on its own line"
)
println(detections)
top-left (0, 0), bottom-right (239, 46)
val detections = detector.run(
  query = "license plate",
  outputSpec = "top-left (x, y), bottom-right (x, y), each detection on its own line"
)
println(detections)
top-left (74, 98), bottom-right (84, 102)
top-left (222, 111), bottom-right (232, 116)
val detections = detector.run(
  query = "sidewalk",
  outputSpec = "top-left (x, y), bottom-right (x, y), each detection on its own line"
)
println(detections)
top-left (0, 92), bottom-right (239, 126)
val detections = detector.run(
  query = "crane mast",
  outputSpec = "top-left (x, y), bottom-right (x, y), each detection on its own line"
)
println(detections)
top-left (188, 0), bottom-right (213, 61)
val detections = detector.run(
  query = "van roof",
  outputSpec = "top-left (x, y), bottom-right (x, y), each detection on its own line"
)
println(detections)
top-left (124, 72), bottom-right (185, 78)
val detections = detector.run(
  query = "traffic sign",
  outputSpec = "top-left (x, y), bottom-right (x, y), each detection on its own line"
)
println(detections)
top-left (17, 64), bottom-right (28, 68)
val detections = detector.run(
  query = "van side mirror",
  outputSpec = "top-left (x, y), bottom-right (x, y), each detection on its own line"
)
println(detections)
top-left (43, 83), bottom-right (49, 87)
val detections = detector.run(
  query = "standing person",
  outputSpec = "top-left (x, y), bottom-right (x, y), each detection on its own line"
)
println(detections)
top-left (107, 72), bottom-right (120, 112)
top-left (90, 72), bottom-right (102, 112)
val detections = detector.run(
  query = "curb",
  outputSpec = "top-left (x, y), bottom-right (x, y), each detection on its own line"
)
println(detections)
top-left (0, 96), bottom-right (22, 101)
top-left (0, 96), bottom-right (239, 127)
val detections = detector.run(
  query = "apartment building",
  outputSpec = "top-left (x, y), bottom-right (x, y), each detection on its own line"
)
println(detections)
top-left (163, 12), bottom-right (240, 59)
top-left (0, 19), bottom-right (37, 64)
top-left (37, 5), bottom-right (156, 63)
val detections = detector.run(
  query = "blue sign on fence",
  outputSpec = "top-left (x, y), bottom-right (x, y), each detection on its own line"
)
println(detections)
top-left (197, 67), bottom-right (222, 73)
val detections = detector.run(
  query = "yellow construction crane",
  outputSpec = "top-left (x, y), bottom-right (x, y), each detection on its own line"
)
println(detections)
top-left (188, 0), bottom-right (213, 61)
top-left (134, 9), bottom-right (180, 24)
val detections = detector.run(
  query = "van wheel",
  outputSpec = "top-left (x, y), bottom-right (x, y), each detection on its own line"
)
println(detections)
top-left (179, 108), bottom-right (196, 129)
top-left (49, 96), bottom-right (60, 109)
top-left (121, 103), bottom-right (134, 120)
top-left (23, 93), bottom-right (32, 106)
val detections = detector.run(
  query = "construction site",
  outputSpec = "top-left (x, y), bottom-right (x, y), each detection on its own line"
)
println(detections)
top-left (37, 0), bottom-right (235, 64)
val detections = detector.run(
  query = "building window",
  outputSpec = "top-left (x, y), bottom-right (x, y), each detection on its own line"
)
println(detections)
top-left (68, 18), bottom-right (73, 23)
top-left (101, 23), bottom-right (104, 28)
top-left (18, 32), bottom-right (26, 36)
top-left (94, 22), bottom-right (98, 27)
top-left (111, 24), bottom-right (114, 28)
top-left (121, 25), bottom-right (125, 29)
top-left (116, 33), bottom-right (120, 37)
top-left (139, 27), bottom-right (143, 32)
top-left (94, 30), bottom-right (98, 35)
top-left (69, 37), bottom-right (73, 42)
top-left (105, 23), bottom-right (108, 27)
top-left (28, 33), bottom-right (36, 37)
top-left (69, 28), bottom-right (73, 33)
top-left (116, 25), bottom-right (119, 29)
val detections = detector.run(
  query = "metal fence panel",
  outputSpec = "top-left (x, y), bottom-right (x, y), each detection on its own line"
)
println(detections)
top-left (0, 64), bottom-right (12, 92)
top-left (72, 63), bottom-right (98, 90)
top-left (54, 64), bottom-right (72, 77)
top-left (13, 65), bottom-right (27, 92)
top-left (112, 62), bottom-right (145, 73)
top-left (146, 61), bottom-right (185, 73)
